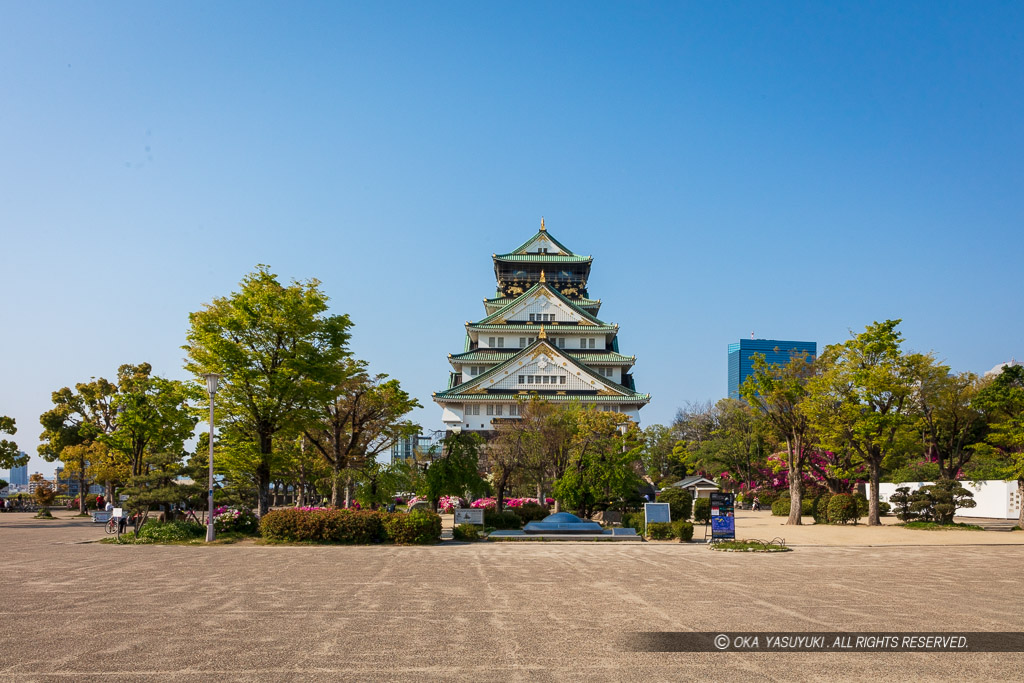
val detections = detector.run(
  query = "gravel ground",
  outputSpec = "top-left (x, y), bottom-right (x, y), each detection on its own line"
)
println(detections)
top-left (1, 512), bottom-right (1022, 681)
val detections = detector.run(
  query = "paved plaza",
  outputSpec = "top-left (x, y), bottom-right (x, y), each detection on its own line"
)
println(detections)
top-left (1, 512), bottom-right (1023, 681)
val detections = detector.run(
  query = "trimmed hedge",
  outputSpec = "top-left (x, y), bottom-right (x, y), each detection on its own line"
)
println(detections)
top-left (452, 524), bottom-right (481, 542)
top-left (771, 497), bottom-right (791, 516)
top-left (484, 508), bottom-right (523, 530)
top-left (801, 497), bottom-right (814, 516)
top-left (646, 522), bottom-right (675, 540)
top-left (813, 493), bottom-right (833, 524)
top-left (673, 520), bottom-right (695, 542)
top-left (693, 498), bottom-right (711, 524)
top-left (382, 511), bottom-right (443, 545)
top-left (259, 508), bottom-right (442, 544)
top-left (827, 494), bottom-right (860, 525)
top-left (623, 511), bottom-right (645, 533)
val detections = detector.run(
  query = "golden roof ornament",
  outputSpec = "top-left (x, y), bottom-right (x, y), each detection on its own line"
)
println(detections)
top-left (540, 217), bottom-right (546, 232)
top-left (538, 325), bottom-right (547, 339)
top-left (539, 270), bottom-right (546, 283)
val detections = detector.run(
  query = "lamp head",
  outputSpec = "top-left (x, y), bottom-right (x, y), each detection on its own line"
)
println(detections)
top-left (204, 373), bottom-right (221, 397)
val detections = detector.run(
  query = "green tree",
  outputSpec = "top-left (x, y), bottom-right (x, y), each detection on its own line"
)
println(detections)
top-left (913, 363), bottom-right (987, 481)
top-left (38, 376), bottom-right (118, 513)
top-left (354, 459), bottom-right (413, 509)
top-left (805, 320), bottom-right (924, 525)
top-left (420, 432), bottom-right (489, 511)
top-left (974, 364), bottom-right (1024, 527)
top-left (639, 423), bottom-right (679, 485)
top-left (682, 399), bottom-right (770, 491)
top-left (741, 351), bottom-right (815, 525)
top-left (0, 416), bottom-right (28, 471)
top-left (184, 266), bottom-right (352, 516)
top-left (304, 361), bottom-right (420, 506)
top-left (552, 409), bottom-right (642, 518)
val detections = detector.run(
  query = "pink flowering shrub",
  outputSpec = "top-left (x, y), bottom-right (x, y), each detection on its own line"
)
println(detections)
top-left (437, 495), bottom-right (465, 513)
top-left (470, 498), bottom-right (497, 510)
top-left (213, 506), bottom-right (258, 534)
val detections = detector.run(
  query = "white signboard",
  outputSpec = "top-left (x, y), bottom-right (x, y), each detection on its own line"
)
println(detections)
top-left (112, 507), bottom-right (123, 518)
top-left (644, 502), bottom-right (671, 531)
top-left (453, 508), bottom-right (484, 526)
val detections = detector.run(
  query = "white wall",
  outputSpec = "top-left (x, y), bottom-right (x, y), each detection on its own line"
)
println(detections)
top-left (874, 480), bottom-right (1022, 520)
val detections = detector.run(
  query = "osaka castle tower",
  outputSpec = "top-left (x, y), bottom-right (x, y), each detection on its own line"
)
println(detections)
top-left (433, 219), bottom-right (650, 434)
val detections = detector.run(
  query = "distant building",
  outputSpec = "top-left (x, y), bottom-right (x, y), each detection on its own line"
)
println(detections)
top-left (728, 338), bottom-right (817, 399)
top-left (985, 359), bottom-right (1021, 377)
top-left (54, 467), bottom-right (103, 496)
top-left (8, 461), bottom-right (29, 486)
top-left (390, 434), bottom-right (443, 465)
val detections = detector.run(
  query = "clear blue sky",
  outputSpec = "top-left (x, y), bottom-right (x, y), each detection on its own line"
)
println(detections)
top-left (2, 2), bottom-right (1021, 477)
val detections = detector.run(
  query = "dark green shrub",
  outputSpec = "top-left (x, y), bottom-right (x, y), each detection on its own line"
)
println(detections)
top-left (657, 487), bottom-right (693, 521)
top-left (381, 510), bottom-right (442, 544)
top-left (137, 520), bottom-right (205, 543)
top-left (827, 494), bottom-right (860, 525)
top-left (452, 523), bottom-right (481, 542)
top-left (693, 498), bottom-right (711, 524)
top-left (259, 509), bottom-right (385, 543)
top-left (484, 508), bottom-right (523, 530)
top-left (801, 497), bottom-right (814, 516)
top-left (878, 501), bottom-right (891, 516)
top-left (890, 487), bottom-right (916, 521)
top-left (910, 480), bottom-right (976, 524)
top-left (771, 497), bottom-right (791, 516)
top-left (512, 502), bottom-right (549, 523)
top-left (672, 520), bottom-right (694, 542)
top-left (646, 522), bottom-right (674, 540)
top-left (854, 494), bottom-right (869, 518)
top-left (813, 493), bottom-right (833, 524)
top-left (622, 511), bottom-right (645, 533)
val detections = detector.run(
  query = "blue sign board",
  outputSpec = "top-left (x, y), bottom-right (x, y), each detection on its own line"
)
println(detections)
top-left (710, 492), bottom-right (735, 541)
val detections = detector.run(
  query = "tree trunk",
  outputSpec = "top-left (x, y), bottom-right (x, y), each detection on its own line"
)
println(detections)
top-left (867, 462), bottom-right (881, 526)
top-left (786, 439), bottom-right (802, 525)
top-left (78, 467), bottom-right (86, 515)
top-left (344, 476), bottom-right (353, 508)
top-left (330, 460), bottom-right (341, 507)
top-left (256, 463), bottom-right (271, 517)
top-left (536, 481), bottom-right (544, 508)
top-left (553, 498), bottom-right (561, 513)
top-left (1018, 478), bottom-right (1024, 528)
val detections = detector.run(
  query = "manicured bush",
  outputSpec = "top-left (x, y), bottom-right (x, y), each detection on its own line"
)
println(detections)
top-left (381, 510), bottom-right (442, 545)
top-left (452, 524), bottom-right (481, 542)
top-left (622, 512), bottom-right (646, 533)
top-left (878, 501), bottom-right (891, 516)
top-left (657, 487), bottom-right (693, 521)
top-left (137, 520), bottom-right (205, 543)
top-left (771, 497), bottom-right (791, 516)
top-left (813, 493), bottom-right (833, 524)
top-left (890, 487), bottom-right (916, 521)
top-left (673, 520), bottom-right (695, 542)
top-left (646, 522), bottom-right (675, 540)
top-left (484, 508), bottom-right (523, 530)
top-left (801, 497), bottom-right (814, 516)
top-left (827, 494), bottom-right (860, 525)
top-left (854, 494), bottom-right (869, 518)
top-left (693, 498), bottom-right (711, 524)
top-left (259, 508), bottom-right (384, 543)
top-left (512, 502), bottom-right (549, 523)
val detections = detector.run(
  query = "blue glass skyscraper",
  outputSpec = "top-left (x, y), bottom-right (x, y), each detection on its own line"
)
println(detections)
top-left (728, 339), bottom-right (817, 399)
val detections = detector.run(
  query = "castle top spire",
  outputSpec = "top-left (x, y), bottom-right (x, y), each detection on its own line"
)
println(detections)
top-left (540, 217), bottom-right (546, 232)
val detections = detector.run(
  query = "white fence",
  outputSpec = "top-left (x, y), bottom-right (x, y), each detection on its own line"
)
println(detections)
top-left (874, 480), bottom-right (1022, 520)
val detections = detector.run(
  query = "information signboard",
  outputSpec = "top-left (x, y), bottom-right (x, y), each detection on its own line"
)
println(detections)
top-left (709, 492), bottom-right (735, 541)
top-left (453, 508), bottom-right (484, 526)
top-left (644, 502), bottom-right (671, 534)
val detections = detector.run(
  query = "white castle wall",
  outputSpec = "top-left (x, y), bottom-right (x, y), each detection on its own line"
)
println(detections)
top-left (873, 480), bottom-right (1022, 520)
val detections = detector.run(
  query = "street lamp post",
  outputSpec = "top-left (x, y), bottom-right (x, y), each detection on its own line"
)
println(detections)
top-left (204, 373), bottom-right (220, 542)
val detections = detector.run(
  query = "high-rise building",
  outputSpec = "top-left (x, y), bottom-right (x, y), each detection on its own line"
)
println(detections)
top-left (434, 219), bottom-right (649, 433)
top-left (390, 434), bottom-right (442, 464)
top-left (9, 461), bottom-right (29, 486)
top-left (728, 338), bottom-right (817, 399)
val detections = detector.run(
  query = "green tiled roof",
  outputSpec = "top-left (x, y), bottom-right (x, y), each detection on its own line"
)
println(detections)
top-left (494, 254), bottom-right (592, 263)
top-left (437, 338), bottom-right (643, 401)
top-left (507, 228), bottom-right (578, 256)
top-left (436, 392), bottom-right (651, 404)
top-left (450, 349), bottom-right (635, 366)
top-left (468, 322), bottom-right (618, 334)
top-left (476, 282), bottom-right (607, 326)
